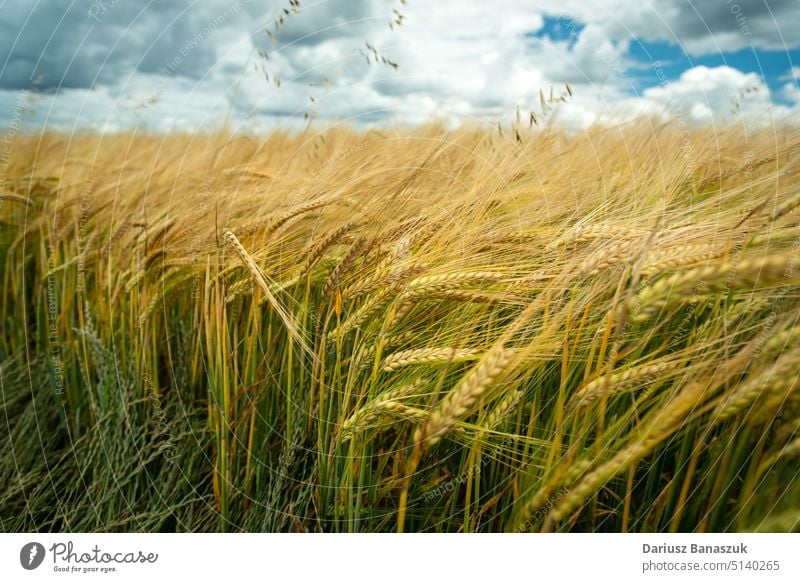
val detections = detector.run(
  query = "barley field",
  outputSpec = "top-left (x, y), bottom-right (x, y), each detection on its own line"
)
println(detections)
top-left (1, 122), bottom-right (799, 532)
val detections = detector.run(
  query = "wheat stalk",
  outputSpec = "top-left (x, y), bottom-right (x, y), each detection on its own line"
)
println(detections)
top-left (764, 324), bottom-right (800, 355)
top-left (124, 268), bottom-right (148, 292)
top-left (145, 217), bottom-right (176, 248)
top-left (748, 228), bottom-right (800, 248)
top-left (388, 289), bottom-right (524, 329)
top-left (376, 401), bottom-right (428, 421)
top-left (388, 272), bottom-right (509, 326)
top-left (138, 275), bottom-right (185, 326)
top-left (224, 276), bottom-right (255, 303)
top-left (387, 298), bottom-right (415, 329)
top-left (514, 457), bottom-right (594, 531)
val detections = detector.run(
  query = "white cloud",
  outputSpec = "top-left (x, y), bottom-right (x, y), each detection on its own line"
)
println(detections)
top-left (642, 65), bottom-right (768, 123)
top-left (779, 66), bottom-right (800, 81)
top-left (534, 65), bottom-right (799, 131)
top-left (551, 0), bottom-right (800, 56)
top-left (0, 0), bottom-right (250, 90)
top-left (779, 82), bottom-right (800, 105)
top-left (0, 0), bottom-right (797, 133)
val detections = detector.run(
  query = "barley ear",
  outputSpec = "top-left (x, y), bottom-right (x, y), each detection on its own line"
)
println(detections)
top-left (414, 343), bottom-right (512, 450)
top-left (223, 229), bottom-right (310, 353)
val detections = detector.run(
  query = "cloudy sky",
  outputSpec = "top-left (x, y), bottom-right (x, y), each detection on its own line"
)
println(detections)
top-left (1, 0), bottom-right (798, 132)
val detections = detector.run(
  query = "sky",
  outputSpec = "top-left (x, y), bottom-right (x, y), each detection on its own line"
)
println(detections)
top-left (0, 0), bottom-right (798, 133)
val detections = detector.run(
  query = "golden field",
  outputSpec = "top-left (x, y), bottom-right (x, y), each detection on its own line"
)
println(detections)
top-left (1, 122), bottom-right (799, 532)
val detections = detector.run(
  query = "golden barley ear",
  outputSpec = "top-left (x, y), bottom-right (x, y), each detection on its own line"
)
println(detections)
top-left (0, 192), bottom-right (32, 205)
top-left (223, 229), bottom-right (310, 353)
top-left (381, 347), bottom-right (481, 371)
top-left (414, 343), bottom-right (513, 451)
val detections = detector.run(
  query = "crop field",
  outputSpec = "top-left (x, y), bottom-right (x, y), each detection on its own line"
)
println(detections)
top-left (1, 123), bottom-right (799, 532)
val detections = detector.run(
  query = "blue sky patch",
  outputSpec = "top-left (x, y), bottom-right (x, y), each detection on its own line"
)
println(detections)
top-left (529, 15), bottom-right (584, 49)
top-left (628, 39), bottom-right (799, 101)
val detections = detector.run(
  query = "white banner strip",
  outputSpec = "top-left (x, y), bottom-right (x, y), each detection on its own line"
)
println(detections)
top-left (1, 533), bottom-right (798, 581)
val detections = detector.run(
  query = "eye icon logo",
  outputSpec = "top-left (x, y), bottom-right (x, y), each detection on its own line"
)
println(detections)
top-left (20, 542), bottom-right (46, 570)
